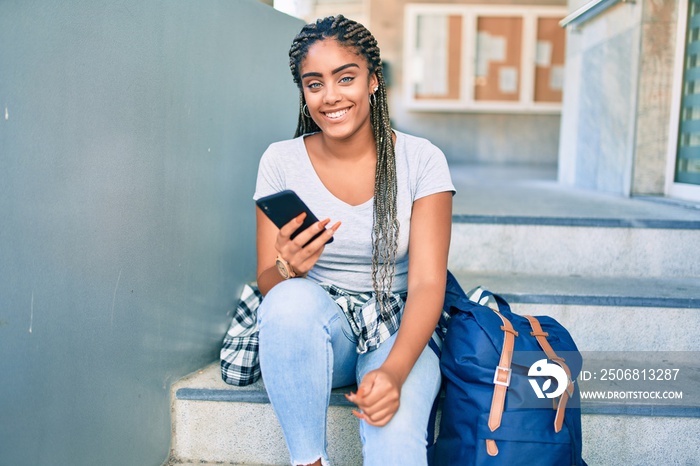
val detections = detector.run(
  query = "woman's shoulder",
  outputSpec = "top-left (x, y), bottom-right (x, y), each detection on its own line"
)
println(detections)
top-left (264, 135), bottom-right (305, 154)
top-left (259, 135), bottom-right (306, 168)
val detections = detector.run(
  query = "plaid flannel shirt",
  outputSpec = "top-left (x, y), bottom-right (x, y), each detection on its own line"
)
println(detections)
top-left (319, 284), bottom-right (407, 354)
top-left (220, 284), bottom-right (263, 386)
top-left (220, 281), bottom-right (449, 386)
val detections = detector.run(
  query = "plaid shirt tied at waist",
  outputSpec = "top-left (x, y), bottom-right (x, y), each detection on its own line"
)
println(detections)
top-left (319, 283), bottom-right (407, 354)
top-left (221, 280), bottom-right (449, 386)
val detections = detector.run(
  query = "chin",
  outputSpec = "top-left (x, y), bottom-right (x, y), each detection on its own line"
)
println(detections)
top-left (322, 125), bottom-right (355, 140)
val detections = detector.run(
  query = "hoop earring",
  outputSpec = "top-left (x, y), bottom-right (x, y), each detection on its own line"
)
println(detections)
top-left (302, 104), bottom-right (311, 118)
top-left (370, 93), bottom-right (377, 106)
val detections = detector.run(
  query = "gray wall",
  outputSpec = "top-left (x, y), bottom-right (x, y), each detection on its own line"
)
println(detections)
top-left (0, 1), bottom-right (302, 465)
top-left (391, 105), bottom-right (562, 166)
top-left (558, 0), bottom-right (678, 195)
top-left (558, 0), bottom-right (641, 194)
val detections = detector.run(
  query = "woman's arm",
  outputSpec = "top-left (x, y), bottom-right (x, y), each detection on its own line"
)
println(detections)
top-left (256, 207), bottom-right (287, 296)
top-left (348, 191), bottom-right (452, 426)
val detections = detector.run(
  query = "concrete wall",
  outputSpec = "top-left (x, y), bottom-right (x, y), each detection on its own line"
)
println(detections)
top-left (369, 0), bottom-right (566, 166)
top-left (558, 0), bottom-right (680, 195)
top-left (0, 1), bottom-right (301, 465)
top-left (632, 0), bottom-right (679, 195)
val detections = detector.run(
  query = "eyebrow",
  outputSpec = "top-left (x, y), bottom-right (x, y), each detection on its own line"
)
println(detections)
top-left (301, 63), bottom-right (360, 79)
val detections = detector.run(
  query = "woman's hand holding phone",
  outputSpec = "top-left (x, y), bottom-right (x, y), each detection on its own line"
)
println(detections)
top-left (275, 212), bottom-right (341, 277)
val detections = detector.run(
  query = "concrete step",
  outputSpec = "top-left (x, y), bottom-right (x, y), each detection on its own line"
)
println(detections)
top-left (169, 272), bottom-right (700, 465)
top-left (170, 364), bottom-right (361, 466)
top-left (450, 271), bottom-right (700, 351)
top-left (581, 415), bottom-right (700, 466)
top-left (170, 363), bottom-right (700, 466)
top-left (449, 166), bottom-right (700, 223)
top-left (449, 216), bottom-right (700, 278)
top-left (448, 171), bottom-right (700, 279)
top-left (168, 272), bottom-right (700, 465)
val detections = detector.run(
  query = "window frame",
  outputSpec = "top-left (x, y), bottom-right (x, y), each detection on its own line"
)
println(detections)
top-left (403, 4), bottom-right (568, 113)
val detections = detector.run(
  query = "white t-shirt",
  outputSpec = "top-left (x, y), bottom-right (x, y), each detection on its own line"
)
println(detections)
top-left (254, 130), bottom-right (455, 293)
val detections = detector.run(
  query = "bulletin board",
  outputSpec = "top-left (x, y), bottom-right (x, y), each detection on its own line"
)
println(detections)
top-left (403, 4), bottom-right (568, 112)
top-left (414, 14), bottom-right (463, 100)
top-left (534, 17), bottom-right (566, 103)
top-left (473, 16), bottom-right (523, 102)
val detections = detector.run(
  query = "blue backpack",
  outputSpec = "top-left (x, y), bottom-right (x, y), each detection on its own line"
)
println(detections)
top-left (433, 272), bottom-right (587, 466)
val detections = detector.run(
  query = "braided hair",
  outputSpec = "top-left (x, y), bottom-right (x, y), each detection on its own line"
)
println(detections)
top-left (288, 15), bottom-right (399, 317)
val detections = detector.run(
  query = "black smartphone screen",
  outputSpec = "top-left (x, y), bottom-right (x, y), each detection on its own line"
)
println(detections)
top-left (255, 190), bottom-right (333, 245)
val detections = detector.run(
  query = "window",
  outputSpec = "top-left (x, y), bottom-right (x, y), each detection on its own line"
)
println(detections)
top-left (404, 4), bottom-right (567, 113)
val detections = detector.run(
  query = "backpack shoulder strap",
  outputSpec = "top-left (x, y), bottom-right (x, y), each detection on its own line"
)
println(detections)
top-left (524, 315), bottom-right (576, 433)
top-left (488, 310), bottom-right (518, 429)
top-left (485, 309), bottom-right (518, 456)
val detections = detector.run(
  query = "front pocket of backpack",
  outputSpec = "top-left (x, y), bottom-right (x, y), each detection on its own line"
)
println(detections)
top-left (475, 410), bottom-right (572, 465)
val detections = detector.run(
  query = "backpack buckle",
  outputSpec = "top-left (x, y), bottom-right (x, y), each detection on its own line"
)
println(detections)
top-left (493, 366), bottom-right (512, 387)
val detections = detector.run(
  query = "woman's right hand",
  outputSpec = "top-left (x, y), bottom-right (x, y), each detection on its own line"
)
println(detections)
top-left (275, 213), bottom-right (341, 277)
top-left (256, 205), bottom-right (340, 295)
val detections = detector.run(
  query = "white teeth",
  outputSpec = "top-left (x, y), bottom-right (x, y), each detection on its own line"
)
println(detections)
top-left (325, 108), bottom-right (348, 119)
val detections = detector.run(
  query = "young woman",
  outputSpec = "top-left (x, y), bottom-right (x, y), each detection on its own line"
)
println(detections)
top-left (254, 15), bottom-right (454, 466)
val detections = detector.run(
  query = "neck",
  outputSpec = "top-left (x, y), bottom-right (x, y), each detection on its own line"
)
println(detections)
top-left (318, 123), bottom-right (376, 162)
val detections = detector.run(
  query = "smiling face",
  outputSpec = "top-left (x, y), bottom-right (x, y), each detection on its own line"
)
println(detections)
top-left (299, 39), bottom-right (379, 142)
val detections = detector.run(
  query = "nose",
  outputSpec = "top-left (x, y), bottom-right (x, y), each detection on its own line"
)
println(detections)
top-left (323, 83), bottom-right (341, 105)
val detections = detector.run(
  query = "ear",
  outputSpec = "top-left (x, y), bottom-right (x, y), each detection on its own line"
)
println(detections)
top-left (369, 72), bottom-right (379, 94)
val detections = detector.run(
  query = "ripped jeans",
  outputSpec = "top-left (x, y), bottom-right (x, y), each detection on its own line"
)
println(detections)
top-left (257, 278), bottom-right (441, 466)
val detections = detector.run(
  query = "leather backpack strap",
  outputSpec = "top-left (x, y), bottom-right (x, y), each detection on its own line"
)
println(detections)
top-left (488, 310), bottom-right (518, 433)
top-left (524, 315), bottom-right (575, 433)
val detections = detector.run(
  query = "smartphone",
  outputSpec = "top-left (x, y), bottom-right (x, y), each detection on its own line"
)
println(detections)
top-left (256, 190), bottom-right (334, 245)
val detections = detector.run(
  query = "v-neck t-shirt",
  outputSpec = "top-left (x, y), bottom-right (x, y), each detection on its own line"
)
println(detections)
top-left (253, 130), bottom-right (455, 293)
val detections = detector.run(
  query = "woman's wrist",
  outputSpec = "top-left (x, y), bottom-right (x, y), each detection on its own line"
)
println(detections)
top-left (275, 254), bottom-right (308, 279)
top-left (257, 265), bottom-right (286, 296)
top-left (380, 355), bottom-right (412, 387)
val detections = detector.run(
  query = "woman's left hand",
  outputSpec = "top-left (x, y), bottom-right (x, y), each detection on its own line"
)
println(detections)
top-left (345, 367), bottom-right (402, 427)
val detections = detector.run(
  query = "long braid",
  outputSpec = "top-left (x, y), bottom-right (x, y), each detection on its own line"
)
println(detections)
top-left (369, 65), bottom-right (399, 317)
top-left (288, 16), bottom-right (399, 318)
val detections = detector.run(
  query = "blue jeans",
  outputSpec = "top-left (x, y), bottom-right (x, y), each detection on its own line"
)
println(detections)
top-left (257, 278), bottom-right (441, 466)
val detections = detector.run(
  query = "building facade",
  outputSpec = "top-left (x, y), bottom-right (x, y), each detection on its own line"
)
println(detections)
top-left (276, 0), bottom-right (700, 202)
top-left (559, 0), bottom-right (700, 201)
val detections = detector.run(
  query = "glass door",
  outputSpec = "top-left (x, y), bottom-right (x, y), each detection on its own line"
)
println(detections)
top-left (668, 0), bottom-right (700, 201)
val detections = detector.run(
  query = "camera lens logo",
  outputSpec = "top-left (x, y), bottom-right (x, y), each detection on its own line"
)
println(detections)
top-left (528, 359), bottom-right (568, 399)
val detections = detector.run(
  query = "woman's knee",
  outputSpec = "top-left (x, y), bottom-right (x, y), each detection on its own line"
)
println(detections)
top-left (258, 278), bottom-right (334, 330)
